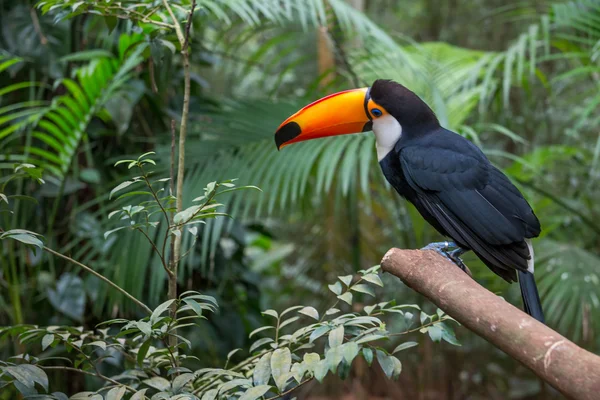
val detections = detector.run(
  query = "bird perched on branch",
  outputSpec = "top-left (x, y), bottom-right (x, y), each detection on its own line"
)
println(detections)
top-left (274, 79), bottom-right (544, 323)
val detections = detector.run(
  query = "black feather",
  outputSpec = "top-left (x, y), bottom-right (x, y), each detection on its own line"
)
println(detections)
top-left (519, 270), bottom-right (545, 323)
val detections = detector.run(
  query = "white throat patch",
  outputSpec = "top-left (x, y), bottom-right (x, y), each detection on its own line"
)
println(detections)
top-left (372, 114), bottom-right (402, 161)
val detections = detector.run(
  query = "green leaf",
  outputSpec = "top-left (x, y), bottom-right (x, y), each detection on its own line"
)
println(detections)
top-left (393, 341), bottom-right (418, 353)
top-left (174, 205), bottom-right (201, 224)
top-left (440, 323), bottom-right (461, 346)
top-left (249, 326), bottom-right (275, 338)
top-left (313, 360), bottom-right (329, 382)
top-left (250, 337), bottom-right (274, 353)
top-left (290, 362), bottom-right (305, 383)
top-left (253, 352), bottom-right (272, 386)
top-left (303, 353), bottom-right (320, 371)
top-left (137, 339), bottom-right (152, 366)
top-left (328, 282), bottom-right (343, 295)
top-left (138, 151), bottom-right (156, 160)
top-left (201, 389), bottom-right (218, 400)
top-left (106, 387), bottom-right (126, 400)
top-left (355, 333), bottom-right (386, 345)
top-left (42, 334), bottom-right (54, 351)
top-left (219, 379), bottom-right (252, 394)
top-left (5, 364), bottom-right (48, 391)
top-left (351, 284), bottom-right (375, 297)
top-left (280, 305), bottom-right (303, 317)
top-left (364, 305), bottom-right (376, 315)
top-left (309, 325), bottom-right (330, 343)
top-left (342, 342), bottom-right (360, 364)
top-left (376, 350), bottom-right (402, 379)
top-left (151, 299), bottom-right (175, 324)
top-left (325, 346), bottom-right (343, 372)
top-left (279, 316), bottom-right (300, 329)
top-left (116, 191), bottom-right (153, 200)
top-left (298, 306), bottom-right (319, 320)
top-left (136, 321), bottom-right (152, 336)
top-left (361, 274), bottom-right (383, 287)
top-left (109, 181), bottom-right (135, 199)
top-left (143, 376), bottom-right (170, 391)
top-left (240, 385), bottom-right (272, 400)
top-left (339, 275), bottom-right (353, 286)
top-left (3, 233), bottom-right (43, 250)
top-left (270, 347), bottom-right (291, 391)
top-left (328, 325), bottom-right (344, 348)
top-left (130, 389), bottom-right (148, 400)
top-left (104, 226), bottom-right (126, 239)
top-left (182, 298), bottom-right (204, 317)
top-left (337, 292), bottom-right (353, 305)
top-left (87, 341), bottom-right (106, 350)
top-left (172, 373), bottom-right (195, 393)
top-left (427, 325), bottom-right (443, 342)
top-left (362, 348), bottom-right (373, 366)
top-left (227, 348), bottom-right (242, 360)
top-left (262, 309), bottom-right (278, 319)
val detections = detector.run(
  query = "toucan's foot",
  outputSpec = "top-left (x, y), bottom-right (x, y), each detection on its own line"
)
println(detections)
top-left (421, 242), bottom-right (472, 276)
top-left (447, 248), bottom-right (468, 273)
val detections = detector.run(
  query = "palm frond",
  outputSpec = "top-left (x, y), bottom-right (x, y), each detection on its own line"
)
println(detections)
top-left (535, 238), bottom-right (600, 342)
top-left (6, 34), bottom-right (146, 178)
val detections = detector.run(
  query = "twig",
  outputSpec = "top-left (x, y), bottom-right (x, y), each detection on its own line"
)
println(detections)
top-left (182, 0), bottom-right (197, 52)
top-left (161, 337), bottom-right (179, 371)
top-left (41, 366), bottom-right (141, 396)
top-left (148, 58), bottom-right (158, 94)
top-left (104, 5), bottom-right (174, 29)
top-left (389, 317), bottom-right (451, 337)
top-left (265, 378), bottom-right (313, 400)
top-left (43, 246), bottom-right (152, 314)
top-left (30, 7), bottom-right (48, 45)
top-left (161, 0), bottom-right (186, 45)
top-left (139, 165), bottom-right (171, 230)
top-left (135, 227), bottom-right (171, 276)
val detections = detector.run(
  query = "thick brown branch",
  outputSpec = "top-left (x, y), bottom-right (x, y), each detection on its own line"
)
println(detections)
top-left (381, 248), bottom-right (600, 400)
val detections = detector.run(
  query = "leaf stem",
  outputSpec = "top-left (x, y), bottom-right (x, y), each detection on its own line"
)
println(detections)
top-left (135, 228), bottom-right (171, 277)
top-left (43, 246), bottom-right (152, 314)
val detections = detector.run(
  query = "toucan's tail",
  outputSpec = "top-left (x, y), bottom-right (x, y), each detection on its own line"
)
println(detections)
top-left (518, 270), bottom-right (545, 323)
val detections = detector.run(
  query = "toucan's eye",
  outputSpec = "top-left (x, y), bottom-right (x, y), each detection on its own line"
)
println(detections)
top-left (371, 108), bottom-right (382, 117)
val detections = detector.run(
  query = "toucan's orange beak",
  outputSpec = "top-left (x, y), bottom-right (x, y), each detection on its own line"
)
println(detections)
top-left (275, 87), bottom-right (372, 150)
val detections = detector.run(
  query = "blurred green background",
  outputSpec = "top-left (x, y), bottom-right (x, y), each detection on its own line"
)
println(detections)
top-left (1, 0), bottom-right (599, 398)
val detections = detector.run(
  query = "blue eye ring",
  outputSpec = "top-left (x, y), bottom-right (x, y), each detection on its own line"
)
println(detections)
top-left (371, 108), bottom-right (382, 117)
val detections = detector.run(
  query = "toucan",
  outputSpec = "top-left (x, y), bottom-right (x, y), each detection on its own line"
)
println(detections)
top-left (274, 79), bottom-right (544, 323)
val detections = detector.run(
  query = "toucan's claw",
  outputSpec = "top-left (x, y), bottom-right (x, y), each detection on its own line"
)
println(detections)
top-left (448, 248), bottom-right (468, 273)
top-left (421, 242), bottom-right (471, 275)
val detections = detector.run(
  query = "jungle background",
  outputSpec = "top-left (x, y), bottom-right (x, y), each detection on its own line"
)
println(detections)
top-left (1, 0), bottom-right (599, 399)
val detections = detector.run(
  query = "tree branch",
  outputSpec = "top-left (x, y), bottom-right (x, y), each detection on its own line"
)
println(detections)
top-left (380, 248), bottom-right (600, 400)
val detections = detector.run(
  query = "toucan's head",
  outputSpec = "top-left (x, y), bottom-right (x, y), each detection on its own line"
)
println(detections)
top-left (274, 79), bottom-right (439, 156)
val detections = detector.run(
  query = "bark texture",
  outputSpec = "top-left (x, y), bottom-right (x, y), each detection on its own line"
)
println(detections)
top-left (381, 248), bottom-right (600, 400)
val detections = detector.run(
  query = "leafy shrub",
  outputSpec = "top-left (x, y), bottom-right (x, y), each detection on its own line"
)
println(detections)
top-left (0, 265), bottom-right (459, 399)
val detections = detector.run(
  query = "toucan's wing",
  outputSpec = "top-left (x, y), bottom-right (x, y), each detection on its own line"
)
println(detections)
top-left (398, 131), bottom-right (540, 278)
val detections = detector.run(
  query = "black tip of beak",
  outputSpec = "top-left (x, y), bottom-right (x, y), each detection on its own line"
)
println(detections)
top-left (275, 121), bottom-right (302, 150)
